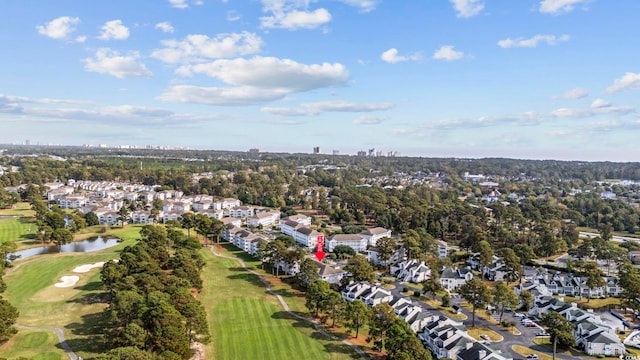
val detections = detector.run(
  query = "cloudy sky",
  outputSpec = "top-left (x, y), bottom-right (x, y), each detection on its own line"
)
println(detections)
top-left (1, 0), bottom-right (639, 161)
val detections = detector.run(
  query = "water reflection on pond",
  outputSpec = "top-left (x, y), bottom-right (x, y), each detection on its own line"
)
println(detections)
top-left (9, 236), bottom-right (121, 261)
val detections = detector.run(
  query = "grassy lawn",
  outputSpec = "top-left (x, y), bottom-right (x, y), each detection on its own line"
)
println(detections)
top-left (200, 247), bottom-right (361, 360)
top-left (512, 344), bottom-right (553, 360)
top-left (0, 215), bottom-right (36, 247)
top-left (558, 296), bottom-right (620, 310)
top-left (0, 202), bottom-right (35, 217)
top-left (0, 227), bottom-right (141, 359)
top-left (0, 329), bottom-right (65, 360)
top-left (467, 326), bottom-right (503, 342)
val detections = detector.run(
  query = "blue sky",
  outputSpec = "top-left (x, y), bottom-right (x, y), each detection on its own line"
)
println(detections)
top-left (1, 0), bottom-right (639, 161)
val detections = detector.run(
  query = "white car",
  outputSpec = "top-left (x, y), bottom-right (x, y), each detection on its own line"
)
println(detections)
top-left (514, 313), bottom-right (526, 318)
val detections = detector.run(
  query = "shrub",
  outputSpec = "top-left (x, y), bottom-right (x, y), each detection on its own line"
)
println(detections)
top-left (413, 290), bottom-right (421, 297)
top-left (403, 286), bottom-right (409, 293)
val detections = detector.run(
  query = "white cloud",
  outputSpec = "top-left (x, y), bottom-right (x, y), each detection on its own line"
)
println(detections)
top-left (554, 87), bottom-right (588, 99)
top-left (591, 98), bottom-right (611, 109)
top-left (261, 8), bottom-right (331, 29)
top-left (75, 35), bottom-right (87, 43)
top-left (262, 101), bottom-right (394, 116)
top-left (169, 0), bottom-right (189, 9)
top-left (98, 20), bottom-right (130, 40)
top-left (0, 93), bottom-right (220, 125)
top-left (36, 16), bottom-right (80, 40)
top-left (260, 0), bottom-right (332, 30)
top-left (151, 32), bottom-right (263, 63)
top-left (432, 45), bottom-right (464, 61)
top-left (551, 105), bottom-right (634, 118)
top-left (84, 48), bottom-right (152, 79)
top-left (155, 21), bottom-right (175, 33)
top-left (498, 34), bottom-right (570, 48)
top-left (539, 0), bottom-right (590, 15)
top-left (227, 11), bottom-right (241, 21)
top-left (380, 48), bottom-right (422, 64)
top-left (606, 72), bottom-right (640, 93)
top-left (158, 85), bottom-right (287, 106)
top-left (450, 0), bottom-right (484, 18)
top-left (177, 56), bottom-right (349, 92)
top-left (354, 115), bottom-right (387, 124)
top-left (338, 0), bottom-right (379, 12)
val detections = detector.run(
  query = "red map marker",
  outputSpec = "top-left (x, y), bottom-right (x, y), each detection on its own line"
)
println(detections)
top-left (315, 234), bottom-right (325, 262)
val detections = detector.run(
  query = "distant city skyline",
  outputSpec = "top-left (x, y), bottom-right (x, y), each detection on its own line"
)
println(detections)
top-left (2, 1), bottom-right (640, 162)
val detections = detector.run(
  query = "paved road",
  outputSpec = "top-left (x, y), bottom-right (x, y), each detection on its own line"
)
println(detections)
top-left (208, 246), bottom-right (368, 359)
top-left (579, 231), bottom-right (639, 243)
top-left (14, 324), bottom-right (79, 360)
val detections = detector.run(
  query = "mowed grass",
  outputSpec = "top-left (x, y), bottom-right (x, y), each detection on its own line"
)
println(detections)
top-left (0, 202), bottom-right (35, 217)
top-left (0, 226), bottom-right (142, 359)
top-left (0, 216), bottom-right (36, 246)
top-left (201, 249), bottom-right (359, 360)
top-left (0, 330), bottom-right (65, 360)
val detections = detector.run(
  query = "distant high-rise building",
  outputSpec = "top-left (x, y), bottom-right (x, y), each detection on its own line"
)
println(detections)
top-left (249, 148), bottom-right (260, 153)
top-left (332, 150), bottom-right (340, 155)
top-left (368, 148), bottom-right (375, 157)
top-left (357, 150), bottom-right (367, 157)
top-left (25, 139), bottom-right (30, 146)
top-left (313, 146), bottom-right (321, 154)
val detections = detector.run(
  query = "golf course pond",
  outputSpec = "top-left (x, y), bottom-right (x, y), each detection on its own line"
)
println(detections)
top-left (8, 236), bottom-right (122, 261)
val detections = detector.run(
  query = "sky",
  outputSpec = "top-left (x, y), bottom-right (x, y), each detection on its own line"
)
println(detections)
top-left (1, 0), bottom-right (640, 161)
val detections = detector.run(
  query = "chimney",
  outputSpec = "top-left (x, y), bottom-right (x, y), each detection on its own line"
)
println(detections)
top-left (478, 350), bottom-right (486, 359)
top-left (466, 341), bottom-right (473, 350)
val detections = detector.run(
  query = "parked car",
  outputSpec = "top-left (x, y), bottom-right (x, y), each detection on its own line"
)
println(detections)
top-left (535, 331), bottom-right (549, 336)
top-left (526, 355), bottom-right (539, 359)
top-left (525, 322), bottom-right (538, 327)
top-left (514, 313), bottom-right (526, 318)
top-left (521, 318), bottom-right (533, 324)
top-left (480, 334), bottom-right (490, 341)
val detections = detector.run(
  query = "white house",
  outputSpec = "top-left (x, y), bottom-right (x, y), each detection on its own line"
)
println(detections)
top-left (439, 267), bottom-right (473, 291)
top-left (391, 259), bottom-right (431, 283)
top-left (228, 205), bottom-right (255, 219)
top-left (359, 227), bottom-right (391, 247)
top-left (247, 210), bottom-right (280, 227)
top-left (316, 262), bottom-right (346, 284)
top-left (437, 240), bottom-right (448, 259)
top-left (327, 234), bottom-right (367, 252)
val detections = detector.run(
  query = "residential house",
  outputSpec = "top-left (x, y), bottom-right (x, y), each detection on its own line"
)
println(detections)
top-left (247, 210), bottom-right (280, 227)
top-left (391, 259), bottom-right (431, 283)
top-left (359, 227), bottom-right (391, 247)
top-left (439, 267), bottom-right (473, 291)
top-left (437, 240), bottom-right (448, 259)
top-left (327, 234), bottom-right (367, 253)
top-left (228, 205), bottom-right (255, 219)
top-left (316, 262), bottom-right (346, 284)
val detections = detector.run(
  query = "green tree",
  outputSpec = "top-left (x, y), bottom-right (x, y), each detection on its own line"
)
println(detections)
top-left (343, 254), bottom-right (375, 284)
top-left (477, 240), bottom-right (493, 278)
top-left (492, 281), bottom-right (519, 323)
top-left (539, 311), bottom-right (575, 360)
top-left (305, 279), bottom-right (331, 317)
top-left (458, 278), bottom-right (492, 327)
top-left (325, 290), bottom-right (347, 327)
top-left (376, 236), bottom-right (397, 272)
top-left (117, 206), bottom-right (130, 227)
top-left (85, 211), bottom-right (100, 226)
top-left (368, 302), bottom-right (397, 351)
top-left (51, 228), bottom-right (73, 246)
top-left (513, 244), bottom-right (536, 283)
top-left (497, 248), bottom-right (520, 284)
top-left (0, 298), bottom-right (19, 342)
top-left (346, 299), bottom-right (371, 339)
top-left (333, 244), bottom-right (357, 259)
top-left (519, 290), bottom-right (534, 311)
top-left (385, 319), bottom-right (432, 360)
top-left (421, 278), bottom-right (444, 300)
top-left (179, 212), bottom-right (196, 238)
top-left (295, 258), bottom-right (319, 290)
top-left (582, 261), bottom-right (606, 302)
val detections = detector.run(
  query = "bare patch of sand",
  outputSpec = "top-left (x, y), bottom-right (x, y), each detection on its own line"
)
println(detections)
top-left (190, 342), bottom-right (205, 360)
top-left (73, 261), bottom-right (106, 273)
top-left (54, 276), bottom-right (79, 288)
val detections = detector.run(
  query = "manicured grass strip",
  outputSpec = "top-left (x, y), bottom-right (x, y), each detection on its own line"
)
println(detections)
top-left (0, 202), bottom-right (35, 217)
top-left (0, 329), bottom-right (65, 360)
top-left (0, 216), bottom-right (36, 244)
top-left (201, 249), bottom-right (359, 360)
top-left (213, 298), bottom-right (331, 360)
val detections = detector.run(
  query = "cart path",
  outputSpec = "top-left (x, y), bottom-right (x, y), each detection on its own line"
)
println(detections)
top-left (14, 324), bottom-right (78, 360)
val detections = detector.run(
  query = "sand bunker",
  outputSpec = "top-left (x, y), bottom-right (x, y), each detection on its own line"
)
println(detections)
top-left (54, 276), bottom-right (80, 288)
top-left (73, 261), bottom-right (106, 273)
